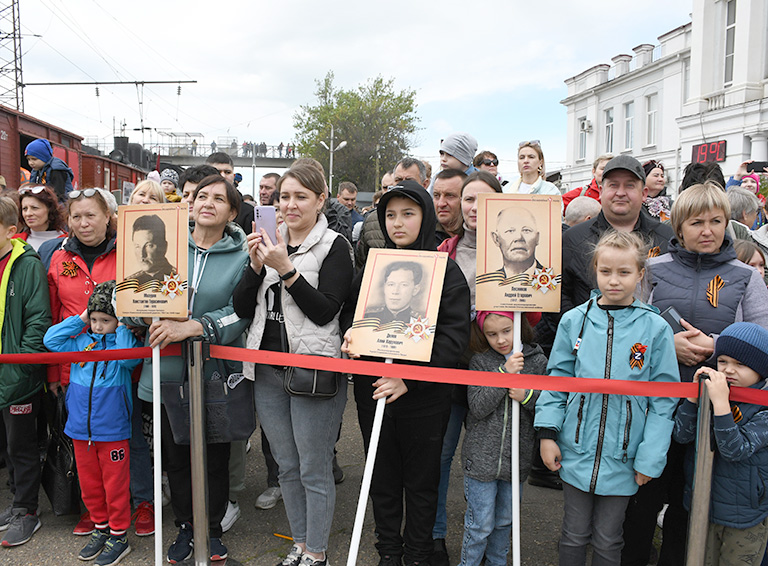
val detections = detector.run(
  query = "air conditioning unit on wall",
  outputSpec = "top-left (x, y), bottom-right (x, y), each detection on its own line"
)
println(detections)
top-left (580, 120), bottom-right (593, 133)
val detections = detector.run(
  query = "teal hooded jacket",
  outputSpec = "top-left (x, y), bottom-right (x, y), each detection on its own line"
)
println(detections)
top-left (535, 292), bottom-right (680, 496)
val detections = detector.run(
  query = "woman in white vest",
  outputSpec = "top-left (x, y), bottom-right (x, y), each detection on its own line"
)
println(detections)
top-left (233, 162), bottom-right (353, 566)
top-left (504, 140), bottom-right (561, 196)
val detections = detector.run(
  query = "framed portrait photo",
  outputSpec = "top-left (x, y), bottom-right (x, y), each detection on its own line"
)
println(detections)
top-left (115, 203), bottom-right (189, 318)
top-left (349, 249), bottom-right (448, 362)
top-left (476, 193), bottom-right (562, 312)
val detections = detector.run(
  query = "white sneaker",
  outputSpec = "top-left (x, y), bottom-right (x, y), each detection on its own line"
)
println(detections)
top-left (221, 500), bottom-right (241, 533)
top-left (161, 474), bottom-right (171, 507)
top-left (255, 486), bottom-right (282, 510)
top-left (657, 503), bottom-right (668, 529)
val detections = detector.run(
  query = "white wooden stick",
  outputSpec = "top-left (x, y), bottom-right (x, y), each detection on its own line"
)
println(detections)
top-left (152, 317), bottom-right (163, 566)
top-left (346, 358), bottom-right (393, 566)
top-left (511, 313), bottom-right (522, 566)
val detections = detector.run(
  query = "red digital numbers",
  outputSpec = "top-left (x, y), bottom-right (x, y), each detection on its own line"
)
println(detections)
top-left (692, 140), bottom-right (727, 163)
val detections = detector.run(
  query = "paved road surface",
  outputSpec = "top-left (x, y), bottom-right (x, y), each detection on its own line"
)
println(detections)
top-left (0, 383), bottom-right (563, 565)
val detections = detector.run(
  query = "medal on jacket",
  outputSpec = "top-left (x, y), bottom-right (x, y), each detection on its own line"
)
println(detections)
top-left (61, 261), bottom-right (79, 277)
top-left (707, 275), bottom-right (724, 307)
top-left (629, 343), bottom-right (647, 370)
top-left (79, 341), bottom-right (98, 367)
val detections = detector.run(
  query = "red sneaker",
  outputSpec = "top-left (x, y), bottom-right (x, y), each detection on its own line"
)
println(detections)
top-left (132, 502), bottom-right (155, 536)
top-left (73, 512), bottom-right (95, 536)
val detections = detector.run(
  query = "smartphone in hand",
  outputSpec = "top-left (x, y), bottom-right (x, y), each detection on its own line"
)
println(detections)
top-left (254, 206), bottom-right (277, 244)
top-left (746, 161), bottom-right (768, 173)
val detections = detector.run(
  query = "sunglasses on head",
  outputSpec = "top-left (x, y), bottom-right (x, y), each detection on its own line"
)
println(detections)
top-left (18, 186), bottom-right (46, 195)
top-left (68, 188), bottom-right (99, 199)
top-left (519, 140), bottom-right (541, 148)
top-left (481, 159), bottom-right (499, 167)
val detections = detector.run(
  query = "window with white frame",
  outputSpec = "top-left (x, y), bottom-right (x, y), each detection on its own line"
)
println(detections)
top-left (624, 101), bottom-right (634, 150)
top-left (645, 94), bottom-right (657, 146)
top-left (578, 118), bottom-right (587, 160)
top-left (724, 0), bottom-right (736, 86)
top-left (605, 109), bottom-right (614, 153)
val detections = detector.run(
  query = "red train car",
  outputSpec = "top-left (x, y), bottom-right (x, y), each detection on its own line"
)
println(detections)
top-left (0, 104), bottom-right (145, 195)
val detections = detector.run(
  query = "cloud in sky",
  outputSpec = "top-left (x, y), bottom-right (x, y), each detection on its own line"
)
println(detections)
top-left (18, 0), bottom-right (692, 187)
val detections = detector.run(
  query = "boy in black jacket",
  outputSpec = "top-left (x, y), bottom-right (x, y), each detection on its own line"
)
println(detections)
top-left (342, 180), bottom-right (470, 566)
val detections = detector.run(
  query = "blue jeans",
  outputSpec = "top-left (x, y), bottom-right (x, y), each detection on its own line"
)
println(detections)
top-left (253, 364), bottom-right (346, 554)
top-left (459, 477), bottom-right (521, 566)
top-left (129, 382), bottom-right (153, 505)
top-left (561, 482), bottom-right (630, 566)
top-left (433, 402), bottom-right (467, 539)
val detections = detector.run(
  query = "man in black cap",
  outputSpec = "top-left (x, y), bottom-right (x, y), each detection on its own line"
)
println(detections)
top-left (557, 154), bottom-right (674, 315)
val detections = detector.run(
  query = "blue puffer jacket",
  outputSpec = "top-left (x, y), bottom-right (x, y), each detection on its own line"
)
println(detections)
top-left (674, 383), bottom-right (768, 528)
top-left (647, 235), bottom-right (768, 382)
top-left (535, 292), bottom-right (680, 496)
top-left (44, 315), bottom-right (141, 442)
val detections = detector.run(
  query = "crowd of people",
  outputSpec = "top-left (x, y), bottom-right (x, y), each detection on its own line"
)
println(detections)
top-left (1, 134), bottom-right (768, 566)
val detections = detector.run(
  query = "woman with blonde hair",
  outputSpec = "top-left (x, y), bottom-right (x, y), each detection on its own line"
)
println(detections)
top-left (504, 141), bottom-right (560, 196)
top-left (128, 180), bottom-right (165, 205)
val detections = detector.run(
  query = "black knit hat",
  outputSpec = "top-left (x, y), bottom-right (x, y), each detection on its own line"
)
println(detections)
top-left (715, 322), bottom-right (768, 378)
top-left (87, 280), bottom-right (117, 319)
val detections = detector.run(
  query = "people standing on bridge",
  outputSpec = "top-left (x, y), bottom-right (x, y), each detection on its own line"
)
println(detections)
top-left (24, 138), bottom-right (74, 202)
top-left (535, 231), bottom-right (679, 566)
top-left (278, 142), bottom-right (285, 158)
top-left (191, 139), bottom-right (198, 155)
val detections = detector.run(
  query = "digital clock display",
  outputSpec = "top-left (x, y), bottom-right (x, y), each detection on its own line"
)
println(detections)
top-left (692, 140), bottom-right (727, 163)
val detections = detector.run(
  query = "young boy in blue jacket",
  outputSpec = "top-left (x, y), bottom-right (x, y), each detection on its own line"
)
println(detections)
top-left (674, 322), bottom-right (768, 565)
top-left (44, 280), bottom-right (141, 566)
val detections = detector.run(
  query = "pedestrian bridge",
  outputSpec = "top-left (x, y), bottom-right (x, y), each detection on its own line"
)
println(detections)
top-left (160, 153), bottom-right (295, 168)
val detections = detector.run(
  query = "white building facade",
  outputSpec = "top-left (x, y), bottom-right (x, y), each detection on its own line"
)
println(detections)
top-left (560, 0), bottom-right (768, 193)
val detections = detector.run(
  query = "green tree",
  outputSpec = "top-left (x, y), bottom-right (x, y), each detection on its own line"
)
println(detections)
top-left (293, 71), bottom-right (419, 194)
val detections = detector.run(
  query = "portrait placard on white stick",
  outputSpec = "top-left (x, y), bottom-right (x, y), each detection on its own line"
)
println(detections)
top-left (115, 203), bottom-right (189, 318)
top-left (476, 193), bottom-right (562, 313)
top-left (349, 248), bottom-right (447, 362)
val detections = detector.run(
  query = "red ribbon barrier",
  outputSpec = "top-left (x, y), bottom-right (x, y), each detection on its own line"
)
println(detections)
top-left (3, 344), bottom-right (768, 407)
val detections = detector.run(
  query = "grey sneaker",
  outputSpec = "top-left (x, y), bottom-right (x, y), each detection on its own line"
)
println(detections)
top-left (0, 510), bottom-right (41, 547)
top-left (0, 505), bottom-right (13, 532)
top-left (79, 529), bottom-right (110, 560)
top-left (95, 534), bottom-right (131, 566)
top-left (255, 486), bottom-right (282, 510)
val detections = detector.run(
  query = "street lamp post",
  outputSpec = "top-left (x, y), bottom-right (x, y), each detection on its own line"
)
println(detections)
top-left (320, 124), bottom-right (347, 193)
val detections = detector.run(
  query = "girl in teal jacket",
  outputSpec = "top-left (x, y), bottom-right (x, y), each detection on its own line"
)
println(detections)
top-left (534, 231), bottom-right (680, 566)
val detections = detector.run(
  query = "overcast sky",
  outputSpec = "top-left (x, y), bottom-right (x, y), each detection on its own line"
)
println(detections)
top-left (19, 0), bottom-right (693, 190)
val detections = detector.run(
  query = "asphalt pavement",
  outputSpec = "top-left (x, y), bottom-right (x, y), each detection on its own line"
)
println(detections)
top-left (0, 382), bottom-right (563, 565)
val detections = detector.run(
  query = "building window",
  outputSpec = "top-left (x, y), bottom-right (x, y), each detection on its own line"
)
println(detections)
top-left (578, 118), bottom-right (587, 160)
top-left (605, 109), bottom-right (614, 153)
top-left (724, 0), bottom-right (736, 86)
top-left (624, 101), bottom-right (634, 150)
top-left (645, 94), bottom-right (657, 146)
